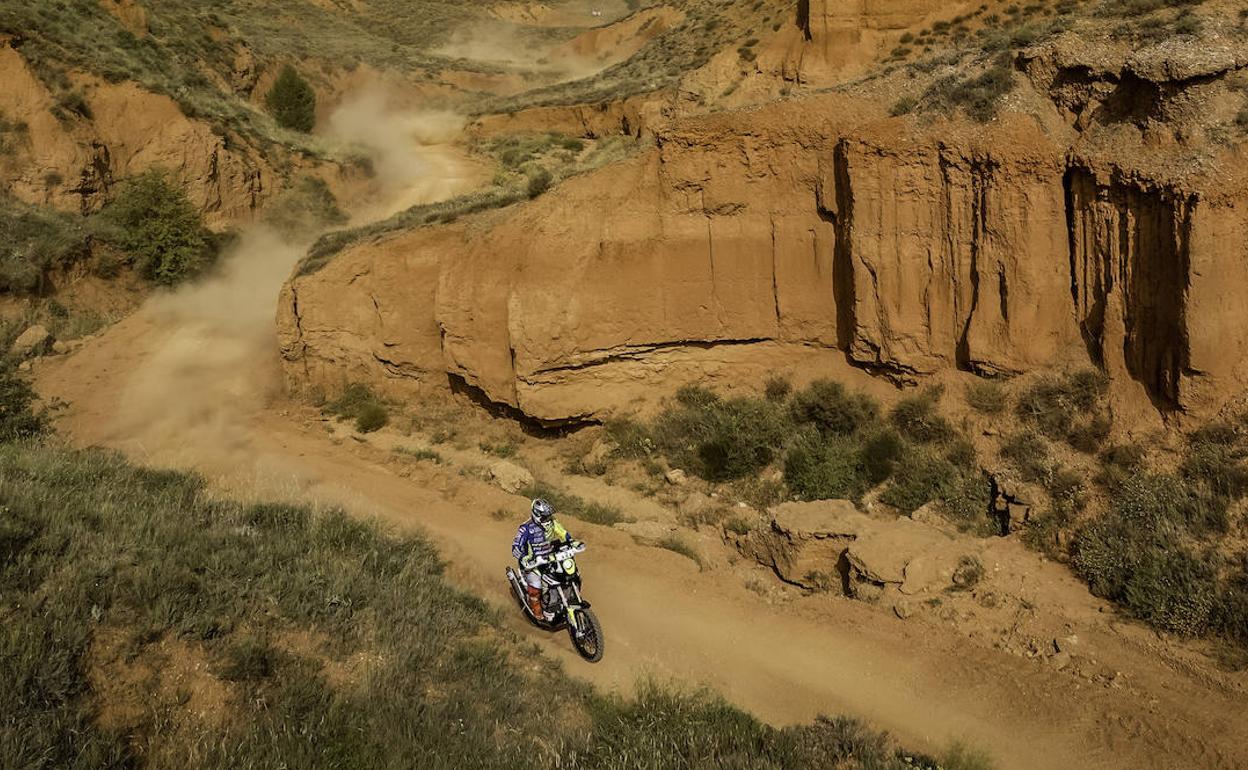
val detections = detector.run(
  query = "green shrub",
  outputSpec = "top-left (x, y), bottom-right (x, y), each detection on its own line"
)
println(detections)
top-left (861, 429), bottom-right (906, 484)
top-left (604, 416), bottom-right (654, 458)
top-left (924, 63), bottom-right (1014, 122)
top-left (890, 387), bottom-right (954, 444)
top-left (1182, 424), bottom-right (1248, 501)
top-left (102, 169), bottom-right (212, 285)
top-left (951, 555), bottom-right (985, 590)
top-left (1045, 467), bottom-right (1086, 520)
top-left (1000, 431), bottom-right (1050, 482)
top-left (1068, 414), bottom-right (1112, 454)
top-left (1116, 472), bottom-right (1227, 535)
top-left (265, 65), bottom-right (316, 132)
top-left (1097, 443), bottom-right (1145, 486)
top-left (941, 741), bottom-right (997, 770)
top-left (396, 446), bottom-right (443, 464)
top-left (882, 451), bottom-right (990, 532)
top-left (479, 440), bottom-right (518, 458)
top-left (654, 389), bottom-right (789, 481)
top-left (0, 363), bottom-right (47, 442)
top-left (879, 452), bottom-right (953, 513)
top-left (944, 437), bottom-right (977, 469)
top-left (784, 432), bottom-right (871, 501)
top-left (526, 167), bottom-right (553, 198)
top-left (325, 383), bottom-right (389, 433)
top-left (1016, 370), bottom-right (1110, 450)
top-left (1215, 557), bottom-right (1248, 649)
top-left (763, 375), bottom-right (792, 402)
top-left (1074, 473), bottom-right (1227, 636)
top-left (785, 715), bottom-right (898, 768)
top-left (964, 379), bottom-right (1008, 414)
top-left (789, 379), bottom-right (879, 436)
top-left (354, 402), bottom-right (388, 433)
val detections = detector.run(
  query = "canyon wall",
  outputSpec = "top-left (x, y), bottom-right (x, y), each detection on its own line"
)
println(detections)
top-left (0, 41), bottom-right (287, 227)
top-left (279, 97), bottom-right (1248, 424)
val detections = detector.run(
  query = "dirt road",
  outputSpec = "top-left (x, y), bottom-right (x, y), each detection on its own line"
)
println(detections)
top-left (34, 302), bottom-right (1248, 770)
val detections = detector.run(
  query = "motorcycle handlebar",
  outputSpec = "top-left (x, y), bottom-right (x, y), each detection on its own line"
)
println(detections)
top-left (527, 543), bottom-right (585, 569)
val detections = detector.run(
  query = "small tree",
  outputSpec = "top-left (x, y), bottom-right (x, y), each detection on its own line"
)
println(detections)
top-left (103, 169), bottom-right (210, 285)
top-left (265, 65), bottom-right (316, 133)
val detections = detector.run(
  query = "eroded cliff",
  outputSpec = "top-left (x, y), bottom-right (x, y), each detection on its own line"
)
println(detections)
top-left (279, 40), bottom-right (1248, 425)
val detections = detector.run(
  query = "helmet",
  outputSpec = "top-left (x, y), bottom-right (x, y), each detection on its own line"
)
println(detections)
top-left (531, 498), bottom-right (554, 525)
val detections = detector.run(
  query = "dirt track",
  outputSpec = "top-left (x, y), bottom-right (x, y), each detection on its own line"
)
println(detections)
top-left (34, 299), bottom-right (1248, 770)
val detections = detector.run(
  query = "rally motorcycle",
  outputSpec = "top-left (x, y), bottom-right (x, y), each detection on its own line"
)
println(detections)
top-left (505, 542), bottom-right (604, 663)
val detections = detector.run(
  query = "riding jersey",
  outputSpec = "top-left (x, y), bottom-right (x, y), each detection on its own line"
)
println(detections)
top-left (512, 518), bottom-right (572, 564)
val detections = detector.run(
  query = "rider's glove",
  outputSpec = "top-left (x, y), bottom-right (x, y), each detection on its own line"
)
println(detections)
top-left (521, 556), bottom-right (536, 570)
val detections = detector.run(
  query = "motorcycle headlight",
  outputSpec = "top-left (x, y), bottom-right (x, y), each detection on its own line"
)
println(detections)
top-left (561, 558), bottom-right (576, 574)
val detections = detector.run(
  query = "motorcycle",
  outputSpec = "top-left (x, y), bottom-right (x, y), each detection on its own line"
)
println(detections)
top-left (505, 542), bottom-right (604, 663)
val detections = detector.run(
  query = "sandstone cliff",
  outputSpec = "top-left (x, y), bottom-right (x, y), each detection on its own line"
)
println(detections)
top-left (279, 42), bottom-right (1248, 425)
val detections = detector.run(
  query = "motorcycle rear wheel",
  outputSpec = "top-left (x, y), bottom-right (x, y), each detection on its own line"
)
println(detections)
top-left (568, 608), bottom-right (604, 663)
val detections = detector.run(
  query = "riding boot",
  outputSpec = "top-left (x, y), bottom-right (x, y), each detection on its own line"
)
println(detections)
top-left (526, 586), bottom-right (543, 617)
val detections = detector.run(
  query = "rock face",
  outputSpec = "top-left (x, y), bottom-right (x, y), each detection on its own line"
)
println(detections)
top-left (280, 45), bottom-right (1248, 424)
top-left (761, 0), bottom-right (948, 85)
top-left (0, 42), bottom-right (289, 227)
top-left (731, 499), bottom-right (970, 597)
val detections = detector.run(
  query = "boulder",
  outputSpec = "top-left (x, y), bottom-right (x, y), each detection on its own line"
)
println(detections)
top-left (10, 325), bottom-right (51, 357)
top-left (769, 499), bottom-right (868, 539)
top-left (893, 599), bottom-right (914, 620)
top-left (488, 461), bottom-right (534, 494)
top-left (846, 517), bottom-right (951, 585)
top-left (899, 553), bottom-right (948, 596)
top-left (686, 529), bottom-right (728, 570)
top-left (1054, 634), bottom-right (1081, 654)
top-left (664, 468), bottom-right (688, 486)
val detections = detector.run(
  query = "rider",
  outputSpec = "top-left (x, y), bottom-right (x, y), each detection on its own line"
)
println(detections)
top-left (512, 498), bottom-right (576, 619)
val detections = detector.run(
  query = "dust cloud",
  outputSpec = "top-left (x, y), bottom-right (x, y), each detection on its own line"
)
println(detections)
top-left (101, 91), bottom-right (479, 489)
top-left (325, 88), bottom-right (476, 219)
top-left (434, 23), bottom-right (609, 83)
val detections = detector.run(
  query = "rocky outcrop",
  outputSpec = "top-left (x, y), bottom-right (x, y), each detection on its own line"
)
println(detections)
top-left (0, 43), bottom-right (280, 227)
top-left (730, 499), bottom-right (972, 598)
top-left (761, 0), bottom-right (948, 85)
top-left (467, 91), bottom-right (671, 141)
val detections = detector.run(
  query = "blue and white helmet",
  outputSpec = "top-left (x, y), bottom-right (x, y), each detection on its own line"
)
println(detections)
top-left (531, 498), bottom-right (554, 525)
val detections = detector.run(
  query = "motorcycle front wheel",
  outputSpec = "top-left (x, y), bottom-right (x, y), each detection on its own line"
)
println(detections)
top-left (568, 608), bottom-right (604, 663)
